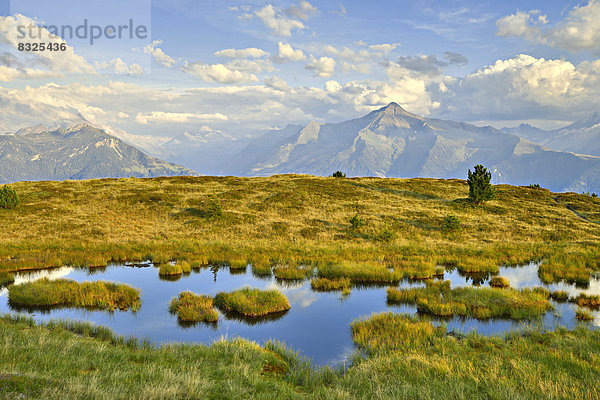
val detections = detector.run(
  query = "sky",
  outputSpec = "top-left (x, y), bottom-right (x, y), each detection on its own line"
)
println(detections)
top-left (1, 0), bottom-right (599, 142)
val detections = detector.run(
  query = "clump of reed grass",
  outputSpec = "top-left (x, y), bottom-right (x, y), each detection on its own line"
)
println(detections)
top-left (318, 262), bottom-right (401, 283)
top-left (575, 308), bottom-right (594, 321)
top-left (489, 276), bottom-right (510, 288)
top-left (273, 265), bottom-right (311, 280)
top-left (310, 277), bottom-right (351, 291)
top-left (228, 260), bottom-right (248, 271)
top-left (251, 262), bottom-right (272, 277)
top-left (214, 287), bottom-right (290, 317)
top-left (179, 261), bottom-right (191, 273)
top-left (351, 312), bottom-right (445, 355)
top-left (169, 291), bottom-right (218, 323)
top-left (572, 293), bottom-right (600, 310)
top-left (158, 263), bottom-right (183, 276)
top-left (8, 278), bottom-right (141, 311)
top-left (550, 290), bottom-right (569, 302)
top-left (0, 271), bottom-right (15, 286)
top-left (389, 281), bottom-right (550, 320)
top-left (538, 263), bottom-right (590, 286)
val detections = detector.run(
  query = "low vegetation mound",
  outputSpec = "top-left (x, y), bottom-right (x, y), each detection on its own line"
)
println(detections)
top-left (572, 293), bottom-right (600, 310)
top-left (318, 262), bottom-right (402, 283)
top-left (489, 276), bottom-right (510, 288)
top-left (273, 265), bottom-right (311, 280)
top-left (158, 261), bottom-right (191, 276)
top-left (169, 291), bottom-right (218, 323)
top-left (8, 278), bottom-right (141, 311)
top-left (0, 271), bottom-right (15, 286)
top-left (351, 312), bottom-right (445, 356)
top-left (310, 277), bottom-right (351, 291)
top-left (214, 287), bottom-right (290, 317)
top-left (387, 281), bottom-right (551, 320)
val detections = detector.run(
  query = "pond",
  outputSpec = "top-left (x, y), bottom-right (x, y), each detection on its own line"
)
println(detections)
top-left (0, 262), bottom-right (598, 365)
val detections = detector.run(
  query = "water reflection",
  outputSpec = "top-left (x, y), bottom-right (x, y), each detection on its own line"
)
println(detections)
top-left (0, 261), bottom-right (598, 364)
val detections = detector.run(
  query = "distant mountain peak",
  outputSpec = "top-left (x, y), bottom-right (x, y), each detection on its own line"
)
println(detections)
top-left (368, 102), bottom-right (422, 130)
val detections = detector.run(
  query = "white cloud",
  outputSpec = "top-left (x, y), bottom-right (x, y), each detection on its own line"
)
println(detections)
top-left (0, 14), bottom-right (95, 78)
top-left (264, 76), bottom-right (291, 92)
top-left (368, 43), bottom-right (400, 53)
top-left (255, 4), bottom-right (306, 36)
top-left (135, 112), bottom-right (228, 124)
top-left (254, 2), bottom-right (318, 37)
top-left (143, 40), bottom-right (176, 67)
top-left (497, 1), bottom-right (600, 51)
top-left (182, 62), bottom-right (259, 84)
top-left (305, 56), bottom-right (336, 77)
top-left (96, 58), bottom-right (143, 75)
top-left (214, 47), bottom-right (269, 59)
top-left (273, 42), bottom-right (306, 62)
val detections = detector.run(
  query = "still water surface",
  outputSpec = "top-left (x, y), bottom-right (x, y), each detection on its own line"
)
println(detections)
top-left (0, 262), bottom-right (598, 365)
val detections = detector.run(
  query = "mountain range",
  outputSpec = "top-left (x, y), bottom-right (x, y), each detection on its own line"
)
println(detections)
top-left (3, 104), bottom-right (600, 193)
top-left (0, 124), bottom-right (196, 183)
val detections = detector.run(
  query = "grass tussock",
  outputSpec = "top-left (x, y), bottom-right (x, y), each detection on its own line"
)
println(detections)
top-left (572, 293), bottom-right (600, 310)
top-left (213, 287), bottom-right (290, 317)
top-left (169, 291), bottom-right (218, 323)
top-left (273, 265), bottom-right (312, 280)
top-left (158, 263), bottom-right (183, 276)
top-left (8, 278), bottom-right (141, 311)
top-left (388, 281), bottom-right (550, 320)
top-left (575, 308), bottom-right (594, 321)
top-left (318, 262), bottom-right (402, 283)
top-left (310, 277), bottom-right (351, 291)
top-left (351, 312), bottom-right (445, 356)
top-left (550, 290), bottom-right (569, 302)
top-left (250, 262), bottom-right (272, 276)
top-left (489, 276), bottom-right (510, 288)
top-left (0, 271), bottom-right (14, 286)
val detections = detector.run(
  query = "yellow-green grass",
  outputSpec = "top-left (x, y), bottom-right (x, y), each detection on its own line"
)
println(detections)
top-left (1, 176), bottom-right (599, 283)
top-left (8, 278), bottom-right (141, 311)
top-left (538, 263), bottom-right (592, 285)
top-left (214, 287), bottom-right (291, 317)
top-left (158, 263), bottom-right (183, 276)
top-left (1, 314), bottom-right (600, 399)
top-left (387, 282), bottom-right (551, 320)
top-left (251, 262), bottom-right (273, 277)
top-left (0, 271), bottom-right (14, 286)
top-left (317, 262), bottom-right (403, 283)
top-left (310, 277), bottom-right (351, 291)
top-left (575, 308), bottom-right (594, 321)
top-left (351, 312), bottom-right (445, 356)
top-left (572, 293), bottom-right (600, 310)
top-left (169, 291), bottom-right (218, 323)
top-left (489, 276), bottom-right (510, 288)
top-left (550, 290), bottom-right (569, 302)
top-left (273, 265), bottom-right (312, 280)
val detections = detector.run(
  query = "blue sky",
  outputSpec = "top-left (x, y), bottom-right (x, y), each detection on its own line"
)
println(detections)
top-left (1, 0), bottom-right (599, 140)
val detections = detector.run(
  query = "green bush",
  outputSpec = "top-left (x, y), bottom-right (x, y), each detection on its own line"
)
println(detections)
top-left (0, 185), bottom-right (19, 209)
top-left (441, 215), bottom-right (461, 233)
top-left (349, 214), bottom-right (365, 229)
top-left (467, 164), bottom-right (495, 204)
top-left (331, 171), bottom-right (346, 178)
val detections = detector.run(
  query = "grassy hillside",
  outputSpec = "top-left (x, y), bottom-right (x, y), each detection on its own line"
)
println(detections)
top-left (1, 175), bottom-right (599, 281)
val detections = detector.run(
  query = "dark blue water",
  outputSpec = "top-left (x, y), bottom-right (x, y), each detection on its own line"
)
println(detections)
top-left (0, 262), bottom-right (598, 365)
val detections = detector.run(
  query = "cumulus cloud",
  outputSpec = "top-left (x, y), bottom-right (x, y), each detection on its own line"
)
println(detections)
top-left (95, 58), bottom-right (143, 75)
top-left (496, 1), bottom-right (600, 51)
top-left (0, 14), bottom-right (95, 79)
top-left (305, 56), bottom-right (336, 77)
top-left (214, 47), bottom-right (269, 59)
top-left (395, 55), bottom-right (448, 76)
top-left (255, 4), bottom-right (306, 36)
top-left (182, 62), bottom-right (259, 84)
top-left (273, 42), bottom-right (306, 62)
top-left (368, 43), bottom-right (400, 53)
top-left (264, 76), bottom-right (291, 92)
top-left (444, 51), bottom-right (468, 66)
top-left (143, 40), bottom-right (176, 67)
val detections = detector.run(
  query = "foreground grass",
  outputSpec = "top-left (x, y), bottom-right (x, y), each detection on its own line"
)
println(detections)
top-left (387, 281), bottom-right (551, 319)
top-left (214, 287), bottom-right (291, 317)
top-left (8, 278), bottom-right (141, 312)
top-left (0, 314), bottom-right (598, 399)
top-left (169, 291), bottom-right (218, 323)
top-left (0, 176), bottom-right (599, 284)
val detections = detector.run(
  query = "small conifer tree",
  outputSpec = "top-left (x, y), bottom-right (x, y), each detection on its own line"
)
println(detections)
top-left (467, 164), bottom-right (494, 204)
